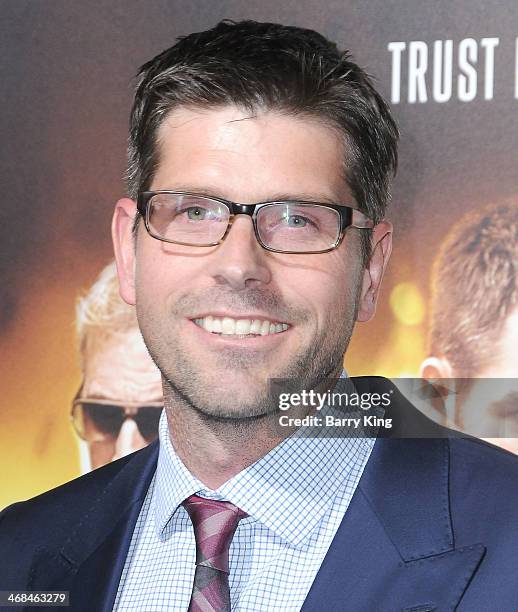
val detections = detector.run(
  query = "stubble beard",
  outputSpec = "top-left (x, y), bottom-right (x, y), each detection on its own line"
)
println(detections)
top-left (137, 285), bottom-right (360, 425)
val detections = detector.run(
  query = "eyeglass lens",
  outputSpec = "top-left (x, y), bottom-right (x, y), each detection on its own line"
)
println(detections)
top-left (73, 403), bottom-right (162, 442)
top-left (147, 193), bottom-right (341, 253)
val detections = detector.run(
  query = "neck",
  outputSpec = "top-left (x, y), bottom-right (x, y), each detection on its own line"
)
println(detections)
top-left (164, 395), bottom-right (287, 489)
top-left (162, 366), bottom-right (343, 489)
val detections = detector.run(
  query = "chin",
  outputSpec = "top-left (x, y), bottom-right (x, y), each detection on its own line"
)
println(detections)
top-left (196, 385), bottom-right (279, 419)
top-left (195, 403), bottom-right (276, 421)
top-left (165, 371), bottom-right (279, 420)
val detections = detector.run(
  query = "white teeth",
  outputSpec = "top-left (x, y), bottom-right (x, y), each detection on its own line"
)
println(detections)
top-left (250, 319), bottom-right (262, 334)
top-left (221, 317), bottom-right (236, 335)
top-left (235, 319), bottom-right (251, 335)
top-left (194, 316), bottom-right (289, 336)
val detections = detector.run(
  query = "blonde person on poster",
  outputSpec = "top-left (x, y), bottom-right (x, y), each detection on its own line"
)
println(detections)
top-left (421, 202), bottom-right (518, 453)
top-left (2, 20), bottom-right (518, 612)
top-left (72, 261), bottom-right (163, 472)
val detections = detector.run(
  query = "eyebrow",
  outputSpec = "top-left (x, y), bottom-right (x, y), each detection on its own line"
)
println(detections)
top-left (78, 392), bottom-right (163, 403)
top-left (489, 392), bottom-right (518, 418)
top-left (152, 184), bottom-right (350, 206)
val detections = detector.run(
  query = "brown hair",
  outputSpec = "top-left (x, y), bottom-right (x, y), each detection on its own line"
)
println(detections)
top-left (429, 202), bottom-right (518, 375)
top-left (126, 19), bottom-right (399, 264)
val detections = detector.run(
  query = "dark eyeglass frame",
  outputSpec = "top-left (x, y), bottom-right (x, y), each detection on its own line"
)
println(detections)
top-left (136, 190), bottom-right (375, 255)
top-left (70, 387), bottom-right (163, 442)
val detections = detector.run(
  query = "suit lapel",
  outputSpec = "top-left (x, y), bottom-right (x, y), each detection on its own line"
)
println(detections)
top-left (28, 442), bottom-right (159, 612)
top-left (302, 434), bottom-right (486, 612)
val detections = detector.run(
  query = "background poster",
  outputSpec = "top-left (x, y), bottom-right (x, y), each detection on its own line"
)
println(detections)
top-left (2, 0), bottom-right (517, 508)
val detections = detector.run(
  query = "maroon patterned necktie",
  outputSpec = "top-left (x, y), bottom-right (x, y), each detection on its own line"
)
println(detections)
top-left (183, 494), bottom-right (247, 612)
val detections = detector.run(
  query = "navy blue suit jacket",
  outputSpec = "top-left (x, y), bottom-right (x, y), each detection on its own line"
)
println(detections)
top-left (2, 379), bottom-right (518, 611)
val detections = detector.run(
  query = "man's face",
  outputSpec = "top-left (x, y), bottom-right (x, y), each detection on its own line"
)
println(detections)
top-left (113, 106), bottom-right (391, 420)
top-left (458, 309), bottom-right (518, 452)
top-left (81, 328), bottom-right (163, 469)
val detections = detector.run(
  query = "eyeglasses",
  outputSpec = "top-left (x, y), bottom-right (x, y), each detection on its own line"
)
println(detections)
top-left (71, 390), bottom-right (163, 443)
top-left (137, 191), bottom-right (374, 254)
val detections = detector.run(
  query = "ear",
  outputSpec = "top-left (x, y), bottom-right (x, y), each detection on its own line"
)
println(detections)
top-left (112, 197), bottom-right (138, 306)
top-left (356, 221), bottom-right (392, 322)
top-left (419, 356), bottom-right (459, 426)
top-left (419, 356), bottom-right (453, 380)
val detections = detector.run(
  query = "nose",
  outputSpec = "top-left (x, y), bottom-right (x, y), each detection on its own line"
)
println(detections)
top-left (112, 418), bottom-right (147, 461)
top-left (208, 215), bottom-right (271, 290)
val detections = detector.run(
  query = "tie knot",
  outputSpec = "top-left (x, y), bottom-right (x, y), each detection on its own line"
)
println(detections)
top-left (182, 494), bottom-right (247, 573)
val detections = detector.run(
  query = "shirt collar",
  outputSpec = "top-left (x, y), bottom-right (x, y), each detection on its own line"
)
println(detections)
top-left (153, 371), bottom-right (374, 548)
top-left (153, 412), bottom-right (209, 537)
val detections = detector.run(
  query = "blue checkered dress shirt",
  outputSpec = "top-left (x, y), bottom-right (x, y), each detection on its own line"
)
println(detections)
top-left (114, 380), bottom-right (375, 611)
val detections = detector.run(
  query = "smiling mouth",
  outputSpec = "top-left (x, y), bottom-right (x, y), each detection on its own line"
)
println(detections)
top-left (192, 315), bottom-right (289, 337)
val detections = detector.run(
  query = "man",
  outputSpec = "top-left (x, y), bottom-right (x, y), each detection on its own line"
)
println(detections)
top-left (420, 203), bottom-right (518, 452)
top-left (73, 261), bottom-right (163, 472)
top-left (2, 20), bottom-right (518, 612)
